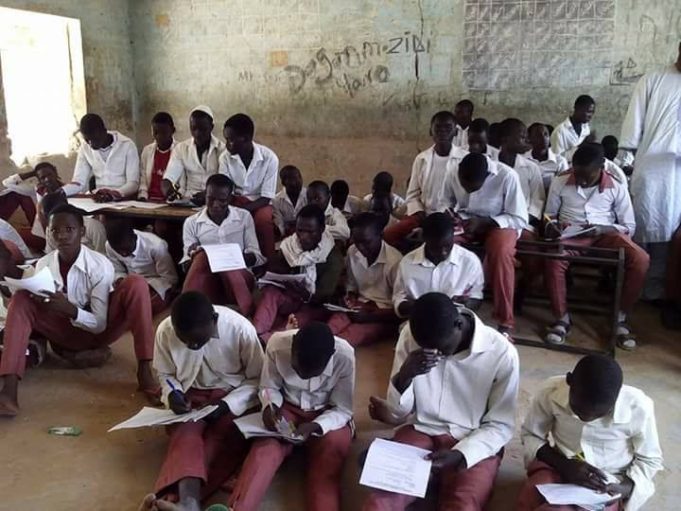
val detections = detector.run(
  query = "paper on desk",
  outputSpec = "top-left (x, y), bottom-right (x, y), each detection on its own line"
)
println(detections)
top-left (108, 405), bottom-right (218, 432)
top-left (560, 225), bottom-right (598, 240)
top-left (233, 412), bottom-right (304, 443)
top-left (323, 303), bottom-right (360, 313)
top-left (115, 200), bottom-right (167, 210)
top-left (359, 438), bottom-right (432, 498)
top-left (202, 244), bottom-right (247, 273)
top-left (257, 272), bottom-right (308, 290)
top-left (67, 198), bottom-right (125, 213)
top-left (3, 267), bottom-right (56, 297)
top-left (536, 484), bottom-right (620, 508)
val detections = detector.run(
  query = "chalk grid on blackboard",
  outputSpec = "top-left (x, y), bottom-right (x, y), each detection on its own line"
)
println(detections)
top-left (462, 0), bottom-right (616, 90)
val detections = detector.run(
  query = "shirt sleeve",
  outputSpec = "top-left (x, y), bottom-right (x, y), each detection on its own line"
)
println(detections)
top-left (392, 260), bottom-right (409, 317)
top-left (2, 173), bottom-right (36, 197)
top-left (163, 145), bottom-right (185, 185)
top-left (619, 74), bottom-right (649, 150)
top-left (313, 352), bottom-right (355, 434)
top-left (62, 146), bottom-right (91, 196)
top-left (260, 151), bottom-right (279, 200)
top-left (138, 146), bottom-right (150, 198)
top-left (181, 216), bottom-right (199, 262)
top-left (492, 173), bottom-right (529, 230)
top-left (272, 197), bottom-right (286, 236)
top-left (550, 126), bottom-right (569, 159)
top-left (327, 210), bottom-right (350, 241)
top-left (71, 258), bottom-right (114, 334)
top-left (110, 141), bottom-right (140, 197)
top-left (105, 243), bottom-right (129, 282)
top-left (345, 253), bottom-right (359, 294)
top-left (242, 213), bottom-right (266, 266)
top-left (258, 345), bottom-right (286, 410)
top-left (520, 383), bottom-right (556, 467)
top-left (453, 345), bottom-right (519, 468)
top-left (465, 257), bottom-right (485, 300)
top-left (223, 324), bottom-right (265, 416)
top-left (153, 326), bottom-right (181, 407)
top-left (527, 163), bottom-right (546, 220)
top-left (612, 185), bottom-right (636, 235)
top-left (385, 330), bottom-right (417, 417)
top-left (405, 156), bottom-right (425, 216)
top-left (544, 178), bottom-right (562, 218)
top-left (151, 238), bottom-right (179, 291)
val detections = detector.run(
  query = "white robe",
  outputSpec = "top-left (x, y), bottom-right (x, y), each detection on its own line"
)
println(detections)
top-left (620, 65), bottom-right (681, 243)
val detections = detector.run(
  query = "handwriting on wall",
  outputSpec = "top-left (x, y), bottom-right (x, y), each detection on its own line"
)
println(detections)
top-left (610, 58), bottom-right (644, 86)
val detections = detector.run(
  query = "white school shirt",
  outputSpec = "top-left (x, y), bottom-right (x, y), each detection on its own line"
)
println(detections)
top-left (346, 241), bottom-right (402, 309)
top-left (260, 329), bottom-right (355, 434)
top-left (154, 305), bottom-right (265, 415)
top-left (323, 203), bottom-right (350, 241)
top-left (272, 187), bottom-right (307, 236)
top-left (30, 245), bottom-right (114, 334)
top-left (454, 125), bottom-right (469, 147)
top-left (405, 145), bottom-right (468, 216)
top-left (545, 169), bottom-right (635, 235)
top-left (138, 140), bottom-right (177, 199)
top-left (507, 154), bottom-right (546, 220)
top-left (523, 148), bottom-right (570, 189)
top-left (362, 192), bottom-right (406, 212)
top-left (604, 159), bottom-right (629, 188)
top-left (45, 217), bottom-right (107, 255)
top-left (551, 116), bottom-right (591, 162)
top-left (105, 230), bottom-right (178, 299)
top-left (181, 206), bottom-right (265, 266)
top-left (446, 157), bottom-right (528, 231)
top-left (0, 219), bottom-right (33, 259)
top-left (392, 244), bottom-right (485, 316)
top-left (63, 132), bottom-right (140, 197)
top-left (521, 377), bottom-right (663, 511)
top-left (218, 142), bottom-right (279, 201)
top-left (387, 311), bottom-right (519, 468)
top-left (163, 136), bottom-right (225, 198)
top-left (340, 195), bottom-right (365, 216)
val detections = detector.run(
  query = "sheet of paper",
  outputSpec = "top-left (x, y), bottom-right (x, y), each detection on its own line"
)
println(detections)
top-left (536, 484), bottom-right (620, 507)
top-left (359, 438), bottom-right (432, 498)
top-left (67, 197), bottom-right (125, 213)
top-left (202, 244), bottom-right (247, 273)
top-left (108, 405), bottom-right (218, 432)
top-left (323, 303), bottom-right (360, 313)
top-left (3, 266), bottom-right (56, 297)
top-left (115, 200), bottom-right (167, 210)
top-left (257, 272), bottom-right (308, 290)
top-left (233, 412), bottom-right (304, 443)
top-left (560, 225), bottom-right (598, 240)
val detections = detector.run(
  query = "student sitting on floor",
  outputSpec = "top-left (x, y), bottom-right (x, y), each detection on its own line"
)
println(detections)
top-left (543, 143), bottom-right (648, 350)
top-left (305, 180), bottom-right (350, 242)
top-left (152, 291), bottom-right (264, 511)
top-left (525, 122), bottom-right (569, 191)
top-left (162, 106), bottom-right (225, 205)
top-left (181, 174), bottom-right (264, 317)
top-left (384, 111), bottom-right (466, 248)
top-left (517, 355), bottom-right (663, 511)
top-left (465, 117), bottom-right (500, 159)
top-left (41, 192), bottom-right (107, 254)
top-left (139, 112), bottom-right (177, 202)
top-left (229, 322), bottom-right (355, 511)
top-left (551, 95), bottom-right (596, 162)
top-left (253, 205), bottom-right (342, 341)
top-left (327, 213), bottom-right (401, 347)
top-left (453, 99), bottom-right (475, 147)
top-left (220, 113), bottom-right (278, 259)
top-left (330, 179), bottom-right (363, 218)
top-left (272, 165), bottom-right (306, 238)
top-left (392, 212), bottom-right (484, 319)
top-left (363, 292), bottom-right (519, 511)
top-left (62, 113), bottom-right (140, 202)
top-left (362, 171), bottom-right (406, 218)
top-left (104, 217), bottom-right (179, 316)
top-left (0, 204), bottom-right (158, 417)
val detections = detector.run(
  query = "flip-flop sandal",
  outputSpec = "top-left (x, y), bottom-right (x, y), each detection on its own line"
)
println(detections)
top-left (545, 320), bottom-right (571, 346)
top-left (616, 323), bottom-right (637, 351)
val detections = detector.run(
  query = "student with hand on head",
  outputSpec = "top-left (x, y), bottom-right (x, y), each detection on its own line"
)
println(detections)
top-left (272, 165), bottom-right (306, 238)
top-left (42, 192), bottom-right (107, 254)
top-left (219, 113), bottom-right (278, 259)
top-left (62, 113), bottom-right (140, 202)
top-left (363, 293), bottom-right (519, 511)
top-left (0, 204), bottom-right (158, 417)
top-left (105, 217), bottom-right (179, 316)
top-left (453, 99), bottom-right (475, 147)
top-left (362, 171), bottom-right (406, 217)
top-left (229, 322), bottom-right (355, 511)
top-left (305, 180), bottom-right (350, 242)
top-left (181, 174), bottom-right (264, 317)
top-left (151, 291), bottom-right (264, 511)
top-left (139, 112), bottom-right (177, 202)
top-left (551, 95), bottom-right (597, 162)
top-left (253, 205), bottom-right (343, 341)
top-left (384, 111), bottom-right (467, 248)
top-left (465, 118), bottom-right (500, 159)
top-left (543, 143), bottom-right (648, 350)
top-left (162, 106), bottom-right (225, 206)
top-left (517, 355), bottom-right (663, 511)
top-left (327, 213), bottom-right (401, 346)
top-left (525, 122), bottom-right (569, 190)
top-left (393, 212), bottom-right (484, 319)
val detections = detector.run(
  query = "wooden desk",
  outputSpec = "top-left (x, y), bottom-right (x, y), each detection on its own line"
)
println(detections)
top-left (97, 205), bottom-right (198, 222)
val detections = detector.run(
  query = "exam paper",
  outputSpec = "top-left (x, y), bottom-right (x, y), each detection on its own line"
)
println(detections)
top-left (560, 225), bottom-right (598, 240)
top-left (323, 303), bottom-right (360, 313)
top-left (67, 198), bottom-right (125, 213)
top-left (115, 200), bottom-right (167, 210)
top-left (108, 405), bottom-right (218, 432)
top-left (359, 438), bottom-right (432, 498)
top-left (257, 272), bottom-right (308, 290)
top-left (202, 244), bottom-right (247, 272)
top-left (3, 267), bottom-right (56, 297)
top-left (536, 483), bottom-right (620, 508)
top-left (233, 412), bottom-right (304, 443)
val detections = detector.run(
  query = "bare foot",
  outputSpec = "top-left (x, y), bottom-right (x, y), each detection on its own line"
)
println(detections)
top-left (0, 392), bottom-right (19, 418)
top-left (285, 313), bottom-right (299, 330)
top-left (137, 363), bottom-right (161, 404)
top-left (368, 395), bottom-right (405, 426)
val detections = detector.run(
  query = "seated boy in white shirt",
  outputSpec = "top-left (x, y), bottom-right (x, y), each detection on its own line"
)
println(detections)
top-left (42, 192), bottom-right (107, 254)
top-left (151, 292), bottom-right (264, 511)
top-left (393, 212), bottom-right (484, 318)
top-left (272, 165), bottom-right (306, 238)
top-left (362, 171), bottom-right (406, 219)
top-left (453, 99), bottom-right (474, 147)
top-left (305, 180), bottom-right (350, 242)
top-left (181, 174), bottom-right (264, 317)
top-left (525, 122), bottom-right (569, 191)
top-left (517, 355), bottom-right (663, 511)
top-left (363, 293), bottom-right (519, 511)
top-left (327, 213), bottom-right (401, 346)
top-left (220, 113), bottom-right (279, 259)
top-left (551, 95), bottom-right (596, 162)
top-left (330, 179), bottom-right (363, 218)
top-left (105, 218), bottom-right (179, 315)
top-left (465, 117), bottom-right (500, 160)
top-left (229, 322), bottom-right (355, 511)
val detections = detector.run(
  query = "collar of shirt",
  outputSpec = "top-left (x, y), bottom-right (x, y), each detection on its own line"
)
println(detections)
top-left (191, 134), bottom-right (222, 155)
top-left (227, 143), bottom-right (264, 171)
top-left (411, 244), bottom-right (462, 268)
top-left (525, 148), bottom-right (558, 163)
top-left (563, 116), bottom-right (589, 136)
top-left (565, 170), bottom-right (616, 193)
top-left (47, 245), bottom-right (89, 280)
top-left (428, 144), bottom-right (468, 160)
top-left (354, 241), bottom-right (390, 269)
top-left (195, 207), bottom-right (237, 228)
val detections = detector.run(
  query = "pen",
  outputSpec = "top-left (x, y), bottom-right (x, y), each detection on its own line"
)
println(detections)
top-left (166, 379), bottom-right (180, 393)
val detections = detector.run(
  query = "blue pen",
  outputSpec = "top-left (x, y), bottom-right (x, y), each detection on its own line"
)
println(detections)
top-left (166, 379), bottom-right (180, 393)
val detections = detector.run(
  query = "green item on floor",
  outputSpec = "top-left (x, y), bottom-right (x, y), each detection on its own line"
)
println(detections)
top-left (204, 505), bottom-right (230, 511)
top-left (48, 426), bottom-right (82, 436)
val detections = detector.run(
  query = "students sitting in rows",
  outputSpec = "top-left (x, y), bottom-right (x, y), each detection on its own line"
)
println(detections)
top-left (305, 180), bottom-right (350, 242)
top-left (517, 355), bottom-right (662, 511)
top-left (181, 174), bottom-right (264, 317)
top-left (551, 95), bottom-right (596, 162)
top-left (362, 171), bottom-right (405, 218)
top-left (453, 99), bottom-right (474, 147)
top-left (152, 291), bottom-right (264, 511)
top-left (525, 122), bottom-right (569, 191)
top-left (465, 118), bottom-right (500, 159)
top-left (543, 143), bottom-right (648, 350)
top-left (139, 112), bottom-right (177, 202)
top-left (0, 204), bottom-right (158, 417)
top-left (392, 212), bottom-right (484, 318)
top-left (42, 192), bottom-right (107, 254)
top-left (363, 293), bottom-right (519, 511)
top-left (220, 113), bottom-right (278, 259)
top-left (327, 213), bottom-right (401, 347)
top-left (62, 114), bottom-right (140, 202)
top-left (272, 165), bottom-right (306, 238)
top-left (163, 106), bottom-right (225, 205)
top-left (330, 179), bottom-right (363, 218)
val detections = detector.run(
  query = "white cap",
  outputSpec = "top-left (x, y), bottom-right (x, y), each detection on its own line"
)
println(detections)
top-left (190, 105), bottom-right (214, 120)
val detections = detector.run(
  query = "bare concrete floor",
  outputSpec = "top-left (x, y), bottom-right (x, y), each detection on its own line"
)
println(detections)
top-left (0, 301), bottom-right (679, 511)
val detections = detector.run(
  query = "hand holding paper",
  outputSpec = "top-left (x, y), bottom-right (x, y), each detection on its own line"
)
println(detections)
top-left (202, 244), bottom-right (247, 272)
top-left (3, 267), bottom-right (56, 297)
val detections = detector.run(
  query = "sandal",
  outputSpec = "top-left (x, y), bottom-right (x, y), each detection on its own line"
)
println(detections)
top-left (545, 320), bottom-right (571, 346)
top-left (616, 323), bottom-right (637, 351)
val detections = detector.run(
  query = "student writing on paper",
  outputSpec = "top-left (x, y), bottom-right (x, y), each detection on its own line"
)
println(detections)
top-left (150, 292), bottom-right (264, 511)
top-left (181, 174), bottom-right (265, 316)
top-left (0, 204), bottom-right (158, 417)
top-left (543, 144), bottom-right (648, 349)
top-left (305, 180), bottom-right (350, 243)
top-left (326, 213), bottom-right (401, 347)
top-left (229, 322), bottom-right (355, 511)
top-left (516, 355), bottom-right (663, 511)
top-left (272, 165), bottom-right (306, 238)
top-left (362, 293), bottom-right (519, 511)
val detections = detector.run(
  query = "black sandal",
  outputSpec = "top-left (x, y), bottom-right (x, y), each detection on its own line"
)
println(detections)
top-left (545, 320), bottom-right (571, 346)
